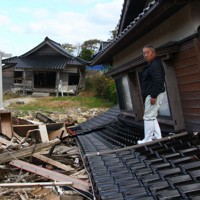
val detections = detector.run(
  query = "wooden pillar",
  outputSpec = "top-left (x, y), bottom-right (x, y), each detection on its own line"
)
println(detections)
top-left (23, 70), bottom-right (26, 96)
top-left (56, 71), bottom-right (60, 97)
top-left (78, 67), bottom-right (85, 90)
top-left (163, 61), bottom-right (185, 131)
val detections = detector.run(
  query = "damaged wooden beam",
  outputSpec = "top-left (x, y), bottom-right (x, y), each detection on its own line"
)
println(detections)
top-left (10, 159), bottom-right (90, 192)
top-left (0, 138), bottom-right (60, 164)
top-left (38, 124), bottom-right (49, 142)
top-left (13, 123), bottom-right (68, 141)
top-left (33, 153), bottom-right (75, 172)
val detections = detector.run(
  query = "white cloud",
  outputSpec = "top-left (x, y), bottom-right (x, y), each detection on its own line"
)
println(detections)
top-left (87, 0), bottom-right (123, 25)
top-left (0, 15), bottom-right (9, 26)
top-left (1, 0), bottom-right (124, 55)
top-left (17, 7), bottom-right (49, 18)
top-left (12, 1), bottom-right (122, 41)
top-left (65, 0), bottom-right (104, 5)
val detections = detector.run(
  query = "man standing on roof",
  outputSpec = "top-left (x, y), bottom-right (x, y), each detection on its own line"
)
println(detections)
top-left (138, 45), bottom-right (165, 144)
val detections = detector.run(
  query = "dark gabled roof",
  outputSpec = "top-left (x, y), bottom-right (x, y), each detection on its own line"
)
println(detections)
top-left (2, 37), bottom-right (88, 70)
top-left (21, 37), bottom-right (87, 64)
top-left (2, 55), bottom-right (84, 70)
top-left (91, 0), bottom-right (188, 66)
top-left (11, 55), bottom-right (83, 70)
top-left (76, 106), bottom-right (200, 199)
top-left (117, 0), bottom-right (147, 34)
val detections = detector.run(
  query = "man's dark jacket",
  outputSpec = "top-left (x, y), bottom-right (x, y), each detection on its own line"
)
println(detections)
top-left (141, 56), bottom-right (165, 101)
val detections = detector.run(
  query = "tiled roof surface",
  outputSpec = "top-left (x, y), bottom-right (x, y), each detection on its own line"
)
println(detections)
top-left (77, 106), bottom-right (200, 199)
top-left (3, 55), bottom-right (84, 70)
top-left (2, 37), bottom-right (88, 69)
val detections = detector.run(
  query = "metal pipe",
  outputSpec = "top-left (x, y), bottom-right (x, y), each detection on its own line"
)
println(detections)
top-left (85, 131), bottom-right (188, 157)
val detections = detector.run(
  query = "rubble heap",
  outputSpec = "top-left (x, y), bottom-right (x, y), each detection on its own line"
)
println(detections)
top-left (0, 110), bottom-right (93, 200)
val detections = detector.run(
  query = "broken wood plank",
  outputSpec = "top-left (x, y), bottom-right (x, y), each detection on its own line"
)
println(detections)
top-left (33, 153), bottom-right (75, 172)
top-left (13, 123), bottom-right (68, 140)
top-left (46, 123), bottom-right (68, 140)
top-left (13, 132), bottom-right (29, 147)
top-left (10, 160), bottom-right (90, 192)
top-left (31, 187), bottom-right (60, 200)
top-left (13, 124), bottom-right (39, 137)
top-left (0, 181), bottom-right (73, 187)
top-left (0, 138), bottom-right (60, 164)
top-left (48, 127), bottom-right (68, 140)
top-left (38, 124), bottom-right (49, 142)
top-left (61, 194), bottom-right (84, 200)
top-left (0, 110), bottom-right (13, 139)
top-left (13, 132), bottom-right (23, 142)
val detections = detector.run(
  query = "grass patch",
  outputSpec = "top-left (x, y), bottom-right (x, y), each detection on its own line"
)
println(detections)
top-left (4, 93), bottom-right (21, 100)
top-left (8, 95), bottom-right (114, 116)
top-left (51, 96), bottom-right (114, 108)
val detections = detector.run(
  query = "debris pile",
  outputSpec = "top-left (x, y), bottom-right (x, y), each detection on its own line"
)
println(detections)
top-left (12, 107), bottom-right (107, 124)
top-left (0, 110), bottom-right (92, 200)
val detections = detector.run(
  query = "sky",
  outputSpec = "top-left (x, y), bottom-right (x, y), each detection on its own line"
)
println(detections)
top-left (0, 0), bottom-right (124, 57)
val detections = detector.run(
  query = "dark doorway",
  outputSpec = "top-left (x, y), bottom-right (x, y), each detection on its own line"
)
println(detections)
top-left (34, 72), bottom-right (56, 88)
top-left (14, 71), bottom-right (23, 84)
top-left (68, 73), bottom-right (79, 85)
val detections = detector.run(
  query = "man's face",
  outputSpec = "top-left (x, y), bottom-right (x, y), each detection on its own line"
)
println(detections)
top-left (143, 47), bottom-right (156, 62)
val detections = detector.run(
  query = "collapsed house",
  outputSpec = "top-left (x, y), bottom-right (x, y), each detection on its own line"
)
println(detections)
top-left (2, 37), bottom-right (87, 95)
top-left (75, 0), bottom-right (200, 199)
top-left (1, 0), bottom-right (200, 199)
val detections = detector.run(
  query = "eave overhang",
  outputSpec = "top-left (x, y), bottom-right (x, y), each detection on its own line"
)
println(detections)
top-left (106, 32), bottom-right (198, 77)
top-left (90, 0), bottom-right (188, 66)
top-left (106, 43), bottom-right (180, 77)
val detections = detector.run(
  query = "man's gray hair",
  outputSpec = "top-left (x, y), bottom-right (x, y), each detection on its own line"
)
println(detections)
top-left (143, 45), bottom-right (156, 52)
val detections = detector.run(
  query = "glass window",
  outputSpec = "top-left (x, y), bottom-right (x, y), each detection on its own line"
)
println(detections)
top-left (122, 76), bottom-right (134, 111)
top-left (158, 90), bottom-right (171, 117)
top-left (115, 78), bottom-right (125, 110)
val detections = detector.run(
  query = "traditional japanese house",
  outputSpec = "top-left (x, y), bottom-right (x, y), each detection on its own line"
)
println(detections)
top-left (2, 37), bottom-right (87, 95)
top-left (91, 0), bottom-right (200, 132)
top-left (75, 0), bottom-right (200, 199)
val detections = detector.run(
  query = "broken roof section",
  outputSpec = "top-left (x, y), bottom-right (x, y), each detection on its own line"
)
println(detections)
top-left (76, 106), bottom-right (200, 199)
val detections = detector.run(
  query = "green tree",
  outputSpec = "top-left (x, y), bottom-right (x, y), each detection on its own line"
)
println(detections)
top-left (62, 43), bottom-right (76, 55)
top-left (79, 47), bottom-right (93, 61)
top-left (108, 27), bottom-right (118, 41)
top-left (82, 39), bottom-right (101, 52)
top-left (78, 39), bottom-right (101, 61)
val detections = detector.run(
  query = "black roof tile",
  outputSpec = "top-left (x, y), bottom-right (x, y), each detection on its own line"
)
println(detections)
top-left (76, 106), bottom-right (200, 199)
top-left (2, 37), bottom-right (87, 70)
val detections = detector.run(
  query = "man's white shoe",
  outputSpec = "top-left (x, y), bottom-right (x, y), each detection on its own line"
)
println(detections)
top-left (137, 138), bottom-right (153, 144)
top-left (152, 134), bottom-right (162, 140)
top-left (138, 120), bottom-right (154, 144)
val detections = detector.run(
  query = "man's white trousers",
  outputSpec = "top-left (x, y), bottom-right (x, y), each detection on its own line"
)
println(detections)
top-left (138, 93), bottom-right (164, 144)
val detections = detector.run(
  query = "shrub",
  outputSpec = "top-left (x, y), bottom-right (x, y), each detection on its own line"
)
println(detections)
top-left (85, 71), bottom-right (117, 104)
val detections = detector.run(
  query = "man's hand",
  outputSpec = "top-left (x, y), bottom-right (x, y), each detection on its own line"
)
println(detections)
top-left (150, 97), bottom-right (156, 105)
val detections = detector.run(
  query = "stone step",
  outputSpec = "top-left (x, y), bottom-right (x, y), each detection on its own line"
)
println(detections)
top-left (31, 92), bottom-right (50, 97)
